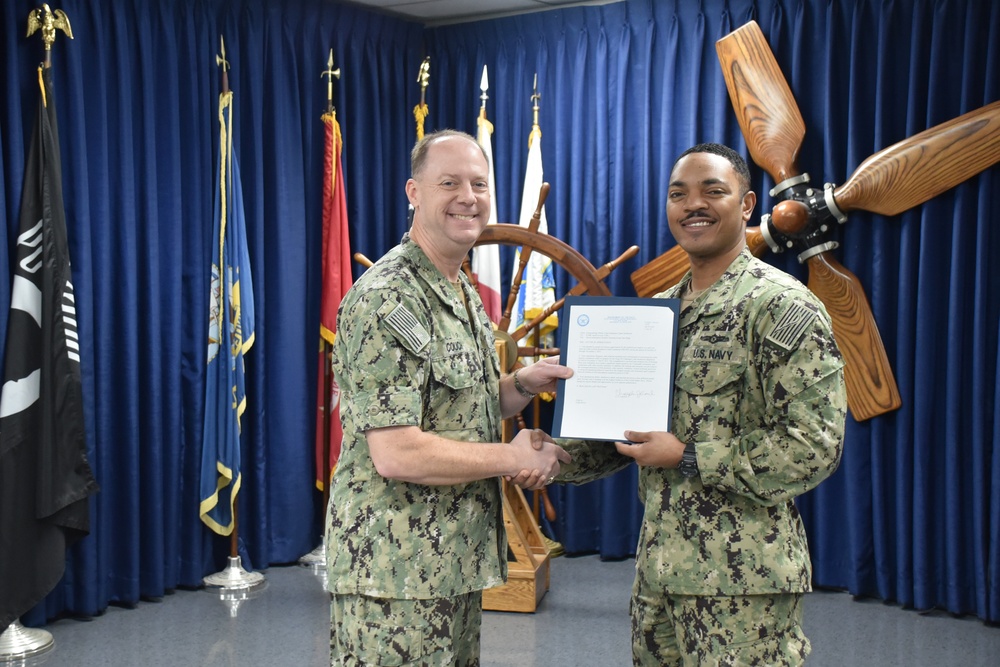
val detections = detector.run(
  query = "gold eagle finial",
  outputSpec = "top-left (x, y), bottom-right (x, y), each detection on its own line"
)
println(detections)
top-left (27, 4), bottom-right (73, 51)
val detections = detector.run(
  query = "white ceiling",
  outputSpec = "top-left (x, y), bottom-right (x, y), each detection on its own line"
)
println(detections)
top-left (341, 0), bottom-right (621, 26)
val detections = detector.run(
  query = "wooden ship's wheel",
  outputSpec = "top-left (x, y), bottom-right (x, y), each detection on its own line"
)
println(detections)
top-left (471, 183), bottom-right (638, 372)
top-left (467, 182), bottom-right (637, 612)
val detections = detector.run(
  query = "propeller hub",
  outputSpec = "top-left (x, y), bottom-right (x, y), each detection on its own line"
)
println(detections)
top-left (771, 199), bottom-right (811, 234)
top-left (759, 178), bottom-right (845, 258)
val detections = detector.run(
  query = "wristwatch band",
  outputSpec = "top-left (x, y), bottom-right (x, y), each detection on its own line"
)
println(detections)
top-left (679, 442), bottom-right (699, 478)
top-left (512, 369), bottom-right (537, 399)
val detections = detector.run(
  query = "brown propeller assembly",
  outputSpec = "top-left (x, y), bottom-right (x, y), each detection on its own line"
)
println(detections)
top-left (631, 20), bottom-right (1000, 421)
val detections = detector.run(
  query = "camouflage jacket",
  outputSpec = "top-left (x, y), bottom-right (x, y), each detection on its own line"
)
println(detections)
top-left (326, 235), bottom-right (506, 599)
top-left (560, 248), bottom-right (847, 595)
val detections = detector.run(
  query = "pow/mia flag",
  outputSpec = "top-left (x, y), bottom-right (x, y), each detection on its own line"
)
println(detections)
top-left (0, 66), bottom-right (99, 634)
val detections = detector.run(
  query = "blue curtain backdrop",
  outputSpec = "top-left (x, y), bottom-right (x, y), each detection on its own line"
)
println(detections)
top-left (1, 0), bottom-right (998, 625)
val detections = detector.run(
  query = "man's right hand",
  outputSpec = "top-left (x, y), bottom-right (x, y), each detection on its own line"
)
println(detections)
top-left (506, 428), bottom-right (571, 490)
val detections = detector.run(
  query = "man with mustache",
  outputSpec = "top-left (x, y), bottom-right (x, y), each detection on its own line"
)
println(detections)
top-left (557, 143), bottom-right (847, 666)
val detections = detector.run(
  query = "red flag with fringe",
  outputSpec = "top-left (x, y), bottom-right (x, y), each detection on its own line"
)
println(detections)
top-left (315, 110), bottom-right (353, 490)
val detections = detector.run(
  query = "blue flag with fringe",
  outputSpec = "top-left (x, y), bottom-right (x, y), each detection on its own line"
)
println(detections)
top-left (199, 88), bottom-right (255, 536)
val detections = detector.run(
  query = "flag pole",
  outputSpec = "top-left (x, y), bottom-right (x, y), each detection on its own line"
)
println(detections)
top-left (319, 53), bottom-right (341, 526)
top-left (464, 67), bottom-right (491, 292)
top-left (301, 49), bottom-right (342, 576)
top-left (507, 73), bottom-right (563, 555)
top-left (201, 36), bottom-right (264, 599)
top-left (0, 5), bottom-right (75, 660)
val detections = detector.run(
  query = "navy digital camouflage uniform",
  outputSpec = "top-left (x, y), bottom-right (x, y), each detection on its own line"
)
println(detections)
top-left (558, 248), bottom-right (847, 665)
top-left (326, 234), bottom-right (505, 665)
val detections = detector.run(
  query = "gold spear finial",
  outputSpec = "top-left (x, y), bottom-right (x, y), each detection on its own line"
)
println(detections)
top-left (26, 4), bottom-right (73, 67)
top-left (216, 35), bottom-right (229, 72)
top-left (322, 49), bottom-right (341, 113)
top-left (531, 73), bottom-right (541, 129)
top-left (216, 35), bottom-right (230, 93)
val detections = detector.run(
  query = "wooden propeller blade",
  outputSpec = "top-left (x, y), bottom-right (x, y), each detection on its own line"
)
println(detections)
top-left (805, 251), bottom-right (901, 421)
top-left (630, 228), bottom-right (769, 298)
top-left (833, 99), bottom-right (1000, 216)
top-left (629, 243), bottom-right (690, 298)
top-left (716, 21), bottom-right (806, 184)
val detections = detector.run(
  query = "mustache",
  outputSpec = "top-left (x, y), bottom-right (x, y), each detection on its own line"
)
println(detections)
top-left (682, 210), bottom-right (713, 222)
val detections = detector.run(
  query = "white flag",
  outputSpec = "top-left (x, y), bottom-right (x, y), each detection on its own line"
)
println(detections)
top-left (509, 125), bottom-right (557, 346)
top-left (471, 68), bottom-right (502, 323)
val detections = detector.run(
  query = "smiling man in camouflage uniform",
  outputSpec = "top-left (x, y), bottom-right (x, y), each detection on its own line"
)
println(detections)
top-left (556, 143), bottom-right (847, 666)
top-left (325, 130), bottom-right (572, 667)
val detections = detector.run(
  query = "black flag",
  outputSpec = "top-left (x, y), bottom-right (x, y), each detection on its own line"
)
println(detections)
top-left (0, 66), bottom-right (99, 634)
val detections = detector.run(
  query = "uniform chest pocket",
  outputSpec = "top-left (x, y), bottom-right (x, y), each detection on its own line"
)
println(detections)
top-left (426, 350), bottom-right (482, 434)
top-left (430, 350), bottom-right (480, 390)
top-left (674, 358), bottom-right (747, 440)
top-left (675, 358), bottom-right (746, 396)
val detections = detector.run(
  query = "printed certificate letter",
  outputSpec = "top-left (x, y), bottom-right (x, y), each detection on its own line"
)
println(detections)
top-left (552, 296), bottom-right (679, 441)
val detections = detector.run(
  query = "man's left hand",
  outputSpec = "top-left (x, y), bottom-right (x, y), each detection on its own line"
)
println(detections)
top-left (615, 430), bottom-right (685, 468)
top-left (516, 355), bottom-right (574, 396)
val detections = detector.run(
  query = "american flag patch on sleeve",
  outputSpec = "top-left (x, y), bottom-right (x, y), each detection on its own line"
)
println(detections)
top-left (384, 303), bottom-right (430, 353)
top-left (765, 301), bottom-right (816, 350)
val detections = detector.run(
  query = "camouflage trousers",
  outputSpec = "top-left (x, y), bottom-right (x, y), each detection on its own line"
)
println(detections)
top-left (330, 590), bottom-right (482, 666)
top-left (631, 569), bottom-right (810, 666)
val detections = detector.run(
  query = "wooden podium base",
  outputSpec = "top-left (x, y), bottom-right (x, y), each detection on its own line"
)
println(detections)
top-left (483, 339), bottom-right (552, 613)
top-left (482, 480), bottom-right (551, 613)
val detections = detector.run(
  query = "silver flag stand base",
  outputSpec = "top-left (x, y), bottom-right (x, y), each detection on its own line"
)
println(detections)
top-left (0, 619), bottom-right (54, 664)
top-left (203, 556), bottom-right (266, 618)
top-left (203, 556), bottom-right (266, 591)
top-left (299, 538), bottom-right (328, 589)
top-left (298, 540), bottom-right (326, 572)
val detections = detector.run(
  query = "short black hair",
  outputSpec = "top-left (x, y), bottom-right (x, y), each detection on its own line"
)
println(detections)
top-left (674, 143), bottom-right (752, 195)
top-left (410, 129), bottom-right (488, 178)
